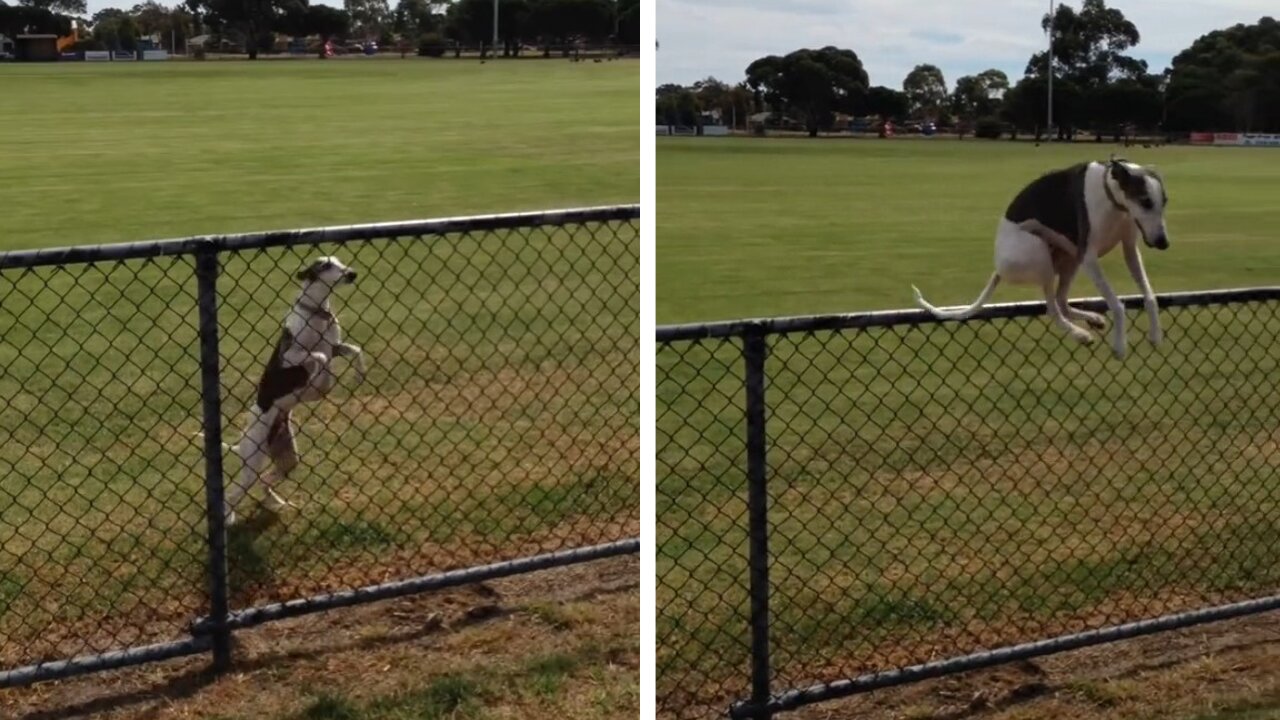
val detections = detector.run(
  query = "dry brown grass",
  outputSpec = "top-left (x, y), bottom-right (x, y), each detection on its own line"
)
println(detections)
top-left (0, 556), bottom-right (638, 720)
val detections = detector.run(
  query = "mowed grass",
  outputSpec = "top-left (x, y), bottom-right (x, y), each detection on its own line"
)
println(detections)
top-left (654, 139), bottom-right (1280, 717)
top-left (0, 60), bottom-right (638, 668)
top-left (0, 59), bottom-right (638, 250)
top-left (657, 138), bottom-right (1280, 323)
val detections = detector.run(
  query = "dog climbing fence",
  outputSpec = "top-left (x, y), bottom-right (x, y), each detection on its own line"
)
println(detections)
top-left (657, 287), bottom-right (1280, 719)
top-left (0, 204), bottom-right (639, 688)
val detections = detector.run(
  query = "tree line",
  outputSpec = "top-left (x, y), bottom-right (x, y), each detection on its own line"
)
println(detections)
top-left (1, 0), bottom-right (639, 60)
top-left (657, 1), bottom-right (1280, 139)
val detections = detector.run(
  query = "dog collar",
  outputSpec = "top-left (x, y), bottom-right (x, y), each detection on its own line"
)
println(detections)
top-left (1102, 174), bottom-right (1128, 214)
top-left (1103, 162), bottom-right (1130, 214)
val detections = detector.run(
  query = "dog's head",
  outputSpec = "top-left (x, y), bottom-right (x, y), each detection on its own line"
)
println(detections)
top-left (296, 256), bottom-right (357, 286)
top-left (1107, 158), bottom-right (1170, 251)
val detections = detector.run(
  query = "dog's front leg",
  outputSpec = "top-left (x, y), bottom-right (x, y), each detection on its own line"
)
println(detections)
top-left (334, 343), bottom-right (366, 385)
top-left (1122, 238), bottom-right (1161, 346)
top-left (1081, 252), bottom-right (1127, 359)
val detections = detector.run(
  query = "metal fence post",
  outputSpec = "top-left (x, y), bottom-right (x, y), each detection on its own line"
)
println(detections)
top-left (743, 329), bottom-right (772, 720)
top-left (195, 245), bottom-right (232, 671)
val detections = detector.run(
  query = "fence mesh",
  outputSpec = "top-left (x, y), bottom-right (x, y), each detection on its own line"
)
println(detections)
top-left (656, 298), bottom-right (1280, 719)
top-left (0, 210), bottom-right (638, 679)
top-left (0, 255), bottom-right (208, 669)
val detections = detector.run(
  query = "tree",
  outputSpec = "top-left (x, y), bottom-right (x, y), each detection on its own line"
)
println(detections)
top-left (1165, 17), bottom-right (1280, 132)
top-left (655, 83), bottom-right (700, 133)
top-left (902, 63), bottom-right (947, 119)
top-left (198, 0), bottom-right (297, 58)
top-left (950, 68), bottom-right (1009, 134)
top-left (526, 0), bottom-right (612, 56)
top-left (745, 46), bottom-right (869, 137)
top-left (615, 0), bottom-right (636, 45)
top-left (690, 76), bottom-right (751, 129)
top-left (281, 2), bottom-right (349, 56)
top-left (17, 0), bottom-right (85, 17)
top-left (446, 0), bottom-right (537, 56)
top-left (392, 0), bottom-right (436, 38)
top-left (0, 2), bottom-right (71, 37)
top-left (865, 85), bottom-right (908, 120)
top-left (1021, 0), bottom-right (1147, 139)
top-left (1001, 74), bottom-right (1083, 140)
top-left (344, 0), bottom-right (388, 38)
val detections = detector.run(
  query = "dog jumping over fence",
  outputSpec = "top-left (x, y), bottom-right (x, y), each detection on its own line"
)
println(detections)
top-left (210, 256), bottom-right (367, 525)
top-left (912, 157), bottom-right (1171, 359)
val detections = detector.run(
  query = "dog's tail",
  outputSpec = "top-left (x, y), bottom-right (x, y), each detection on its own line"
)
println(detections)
top-left (912, 273), bottom-right (1001, 320)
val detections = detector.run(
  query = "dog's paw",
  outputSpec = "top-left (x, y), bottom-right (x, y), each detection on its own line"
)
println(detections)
top-left (1148, 326), bottom-right (1163, 346)
top-left (1080, 312), bottom-right (1107, 330)
top-left (1071, 329), bottom-right (1095, 345)
top-left (1111, 343), bottom-right (1127, 360)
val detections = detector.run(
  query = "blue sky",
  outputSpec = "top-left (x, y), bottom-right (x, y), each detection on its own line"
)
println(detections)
top-left (656, 0), bottom-right (1277, 90)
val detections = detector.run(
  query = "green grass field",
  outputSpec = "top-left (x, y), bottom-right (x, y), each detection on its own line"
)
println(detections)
top-left (655, 138), bottom-right (1280, 718)
top-left (657, 138), bottom-right (1280, 323)
top-left (0, 60), bottom-right (638, 669)
top-left (0, 59), bottom-right (637, 250)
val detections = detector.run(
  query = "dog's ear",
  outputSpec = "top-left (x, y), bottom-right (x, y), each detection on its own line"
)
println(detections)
top-left (296, 264), bottom-right (318, 282)
top-left (1109, 159), bottom-right (1134, 185)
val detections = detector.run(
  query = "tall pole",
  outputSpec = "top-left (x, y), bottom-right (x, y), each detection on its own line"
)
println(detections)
top-left (492, 0), bottom-right (499, 54)
top-left (1047, 0), bottom-right (1055, 138)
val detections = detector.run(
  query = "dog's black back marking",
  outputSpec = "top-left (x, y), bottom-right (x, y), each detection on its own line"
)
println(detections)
top-left (256, 328), bottom-right (310, 411)
top-left (1004, 162), bottom-right (1091, 252)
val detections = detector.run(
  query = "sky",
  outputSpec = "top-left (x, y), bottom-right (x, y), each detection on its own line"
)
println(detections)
top-left (656, 0), bottom-right (1277, 90)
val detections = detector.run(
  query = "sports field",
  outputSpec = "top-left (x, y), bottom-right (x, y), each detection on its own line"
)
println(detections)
top-left (0, 58), bottom-right (638, 717)
top-left (655, 138), bottom-right (1280, 718)
top-left (656, 138), bottom-right (1280, 323)
top-left (0, 59), bottom-right (638, 250)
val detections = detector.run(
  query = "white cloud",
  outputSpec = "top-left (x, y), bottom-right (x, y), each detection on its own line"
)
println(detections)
top-left (657, 0), bottom-right (1277, 89)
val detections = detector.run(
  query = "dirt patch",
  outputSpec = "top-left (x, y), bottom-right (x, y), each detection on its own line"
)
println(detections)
top-left (0, 555), bottom-right (638, 720)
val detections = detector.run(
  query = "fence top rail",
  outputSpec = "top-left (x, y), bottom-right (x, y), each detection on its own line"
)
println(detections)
top-left (0, 204), bottom-right (640, 271)
top-left (656, 286), bottom-right (1280, 343)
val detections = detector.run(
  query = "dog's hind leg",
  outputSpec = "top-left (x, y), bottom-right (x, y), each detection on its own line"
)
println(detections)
top-left (1044, 276), bottom-right (1095, 345)
top-left (225, 408), bottom-right (274, 524)
top-left (261, 411), bottom-right (300, 512)
top-left (1055, 263), bottom-right (1106, 330)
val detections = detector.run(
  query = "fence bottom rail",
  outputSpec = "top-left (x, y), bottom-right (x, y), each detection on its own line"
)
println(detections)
top-left (191, 537), bottom-right (641, 634)
top-left (0, 637), bottom-right (211, 690)
top-left (729, 592), bottom-right (1280, 719)
top-left (0, 539), bottom-right (638, 691)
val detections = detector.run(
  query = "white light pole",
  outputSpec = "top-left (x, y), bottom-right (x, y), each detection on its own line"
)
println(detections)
top-left (1046, 0), bottom-right (1055, 138)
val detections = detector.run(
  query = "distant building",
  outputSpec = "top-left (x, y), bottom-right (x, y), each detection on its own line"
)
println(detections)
top-left (15, 34), bottom-right (59, 61)
top-left (1, 33), bottom-right (14, 58)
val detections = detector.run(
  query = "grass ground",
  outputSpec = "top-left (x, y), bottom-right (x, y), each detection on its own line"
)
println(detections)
top-left (656, 138), bottom-right (1280, 323)
top-left (0, 57), bottom-right (638, 701)
top-left (654, 138), bottom-right (1280, 718)
top-left (0, 59), bottom-right (637, 250)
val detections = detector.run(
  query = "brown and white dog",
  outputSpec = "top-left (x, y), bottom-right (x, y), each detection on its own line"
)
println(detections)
top-left (220, 256), bottom-right (366, 525)
top-left (912, 158), bottom-right (1171, 359)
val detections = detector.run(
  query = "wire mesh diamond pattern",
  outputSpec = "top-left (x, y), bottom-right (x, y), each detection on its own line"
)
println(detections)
top-left (0, 207), bottom-right (638, 688)
top-left (656, 296), bottom-right (1280, 719)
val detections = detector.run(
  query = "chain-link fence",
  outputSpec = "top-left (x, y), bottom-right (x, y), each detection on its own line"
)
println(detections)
top-left (657, 288), bottom-right (1280, 719)
top-left (0, 204), bottom-right (639, 687)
